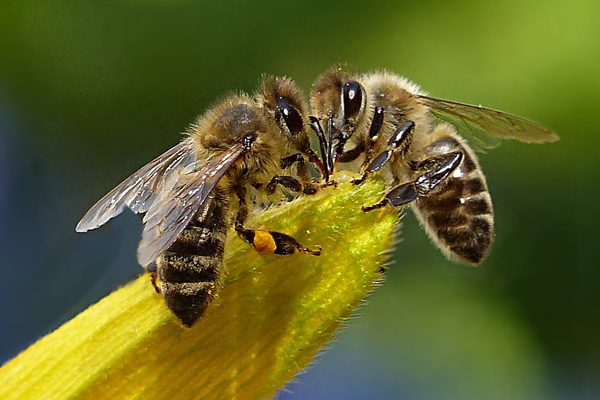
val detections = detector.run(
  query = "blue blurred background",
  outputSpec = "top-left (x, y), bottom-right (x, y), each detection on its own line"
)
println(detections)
top-left (1, 1), bottom-right (599, 399)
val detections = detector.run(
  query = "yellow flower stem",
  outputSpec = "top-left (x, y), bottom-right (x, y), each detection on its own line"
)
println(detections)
top-left (0, 173), bottom-right (398, 400)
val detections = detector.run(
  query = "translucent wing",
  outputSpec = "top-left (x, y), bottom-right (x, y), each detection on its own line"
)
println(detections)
top-left (418, 95), bottom-right (559, 153)
top-left (76, 138), bottom-right (197, 233)
top-left (136, 141), bottom-right (250, 265)
top-left (77, 137), bottom-right (252, 266)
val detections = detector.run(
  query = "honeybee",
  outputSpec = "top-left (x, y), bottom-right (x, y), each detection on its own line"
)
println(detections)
top-left (77, 76), bottom-right (325, 327)
top-left (310, 68), bottom-right (558, 265)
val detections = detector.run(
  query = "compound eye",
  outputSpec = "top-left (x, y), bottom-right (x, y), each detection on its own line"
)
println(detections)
top-left (343, 81), bottom-right (363, 120)
top-left (276, 96), bottom-right (304, 135)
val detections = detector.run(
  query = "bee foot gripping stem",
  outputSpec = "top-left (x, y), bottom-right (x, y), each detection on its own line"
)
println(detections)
top-left (362, 150), bottom-right (464, 212)
top-left (145, 262), bottom-right (161, 294)
top-left (235, 223), bottom-right (321, 256)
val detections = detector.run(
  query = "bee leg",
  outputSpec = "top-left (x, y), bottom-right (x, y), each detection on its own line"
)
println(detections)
top-left (361, 183), bottom-right (418, 212)
top-left (145, 261), bottom-right (161, 294)
top-left (362, 105), bottom-right (385, 163)
top-left (353, 120), bottom-right (415, 186)
top-left (281, 153), bottom-right (308, 175)
top-left (265, 173), bottom-right (327, 196)
top-left (362, 151), bottom-right (463, 212)
top-left (279, 152), bottom-right (329, 194)
top-left (236, 223), bottom-right (321, 256)
top-left (233, 187), bottom-right (321, 256)
top-left (265, 175), bottom-right (303, 194)
top-left (329, 120), bottom-right (363, 164)
top-left (332, 105), bottom-right (386, 166)
top-left (367, 106), bottom-right (385, 142)
top-left (411, 151), bottom-right (464, 177)
top-left (336, 141), bottom-right (366, 163)
top-left (234, 208), bottom-right (320, 257)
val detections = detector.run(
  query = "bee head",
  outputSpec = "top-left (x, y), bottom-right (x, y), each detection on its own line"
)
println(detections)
top-left (310, 67), bottom-right (367, 143)
top-left (258, 76), bottom-right (311, 153)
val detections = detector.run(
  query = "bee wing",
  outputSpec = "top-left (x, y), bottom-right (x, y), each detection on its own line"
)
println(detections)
top-left (418, 95), bottom-right (559, 152)
top-left (76, 138), bottom-right (197, 233)
top-left (136, 141), bottom-right (250, 265)
top-left (77, 137), bottom-right (252, 266)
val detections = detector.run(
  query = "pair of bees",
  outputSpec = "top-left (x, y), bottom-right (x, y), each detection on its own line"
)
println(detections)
top-left (77, 67), bottom-right (558, 327)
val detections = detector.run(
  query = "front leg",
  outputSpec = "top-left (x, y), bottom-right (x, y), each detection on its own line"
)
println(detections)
top-left (352, 120), bottom-right (415, 186)
top-left (327, 105), bottom-right (385, 168)
top-left (271, 152), bottom-right (326, 195)
top-left (281, 153), bottom-right (309, 180)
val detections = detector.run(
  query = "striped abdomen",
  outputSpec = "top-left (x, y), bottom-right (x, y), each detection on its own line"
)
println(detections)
top-left (157, 189), bottom-right (229, 327)
top-left (411, 130), bottom-right (494, 265)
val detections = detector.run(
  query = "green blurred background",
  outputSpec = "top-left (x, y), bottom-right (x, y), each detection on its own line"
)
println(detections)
top-left (1, 0), bottom-right (598, 399)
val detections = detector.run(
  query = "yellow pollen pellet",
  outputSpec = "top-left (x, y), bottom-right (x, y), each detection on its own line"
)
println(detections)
top-left (253, 231), bottom-right (277, 255)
